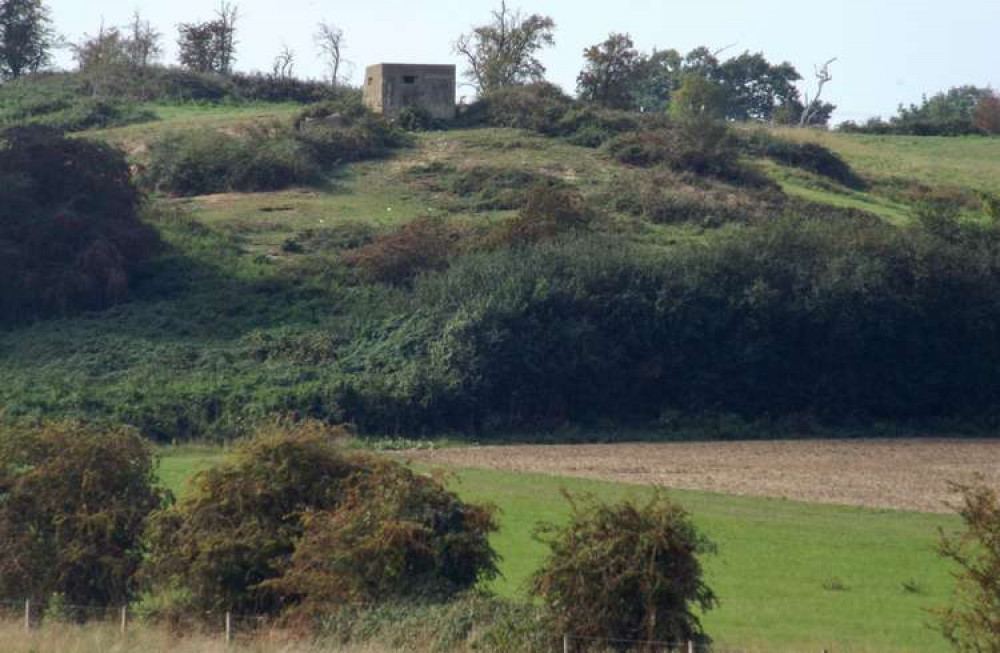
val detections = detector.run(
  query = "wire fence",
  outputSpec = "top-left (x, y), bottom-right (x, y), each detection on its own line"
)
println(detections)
top-left (0, 598), bottom-right (833, 652)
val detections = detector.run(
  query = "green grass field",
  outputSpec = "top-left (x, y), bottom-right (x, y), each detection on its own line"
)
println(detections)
top-left (159, 447), bottom-right (959, 652)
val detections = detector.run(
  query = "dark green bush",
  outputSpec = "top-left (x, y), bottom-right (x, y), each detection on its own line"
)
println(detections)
top-left (461, 82), bottom-right (573, 132)
top-left (338, 218), bottom-right (1000, 432)
top-left (141, 129), bottom-right (321, 195)
top-left (548, 105), bottom-right (642, 147)
top-left (606, 121), bottom-right (772, 188)
top-left (741, 130), bottom-right (864, 189)
top-left (0, 422), bottom-right (167, 606)
top-left (141, 106), bottom-right (403, 196)
top-left (295, 101), bottom-right (407, 166)
top-left (532, 492), bottom-right (717, 647)
top-left (396, 105), bottom-right (446, 131)
top-left (0, 125), bottom-right (160, 323)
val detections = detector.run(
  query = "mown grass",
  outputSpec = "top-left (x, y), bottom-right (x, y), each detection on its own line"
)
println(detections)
top-left (156, 448), bottom-right (958, 652)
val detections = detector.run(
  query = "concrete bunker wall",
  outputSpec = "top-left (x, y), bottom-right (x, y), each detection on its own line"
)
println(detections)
top-left (363, 64), bottom-right (456, 121)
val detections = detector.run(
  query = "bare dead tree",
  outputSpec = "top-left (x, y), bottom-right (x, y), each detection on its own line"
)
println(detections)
top-left (213, 1), bottom-right (238, 74)
top-left (124, 10), bottom-right (162, 68)
top-left (800, 57), bottom-right (837, 126)
top-left (271, 44), bottom-right (295, 79)
top-left (315, 21), bottom-right (346, 85)
top-left (711, 42), bottom-right (738, 58)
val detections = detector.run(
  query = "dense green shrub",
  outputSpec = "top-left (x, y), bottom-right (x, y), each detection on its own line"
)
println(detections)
top-left (741, 130), bottom-right (864, 189)
top-left (0, 125), bottom-right (160, 323)
top-left (295, 101), bottom-right (407, 166)
top-left (141, 106), bottom-right (403, 196)
top-left (396, 105), bottom-right (446, 131)
top-left (338, 218), bottom-right (1000, 432)
top-left (143, 421), bottom-right (497, 615)
top-left (461, 82), bottom-right (573, 131)
top-left (605, 121), bottom-right (772, 188)
top-left (0, 422), bottom-right (167, 606)
top-left (532, 492), bottom-right (717, 647)
top-left (548, 105), bottom-right (642, 147)
top-left (140, 128), bottom-right (321, 195)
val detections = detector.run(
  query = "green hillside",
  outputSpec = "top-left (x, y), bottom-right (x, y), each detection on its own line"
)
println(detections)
top-left (3, 92), bottom-right (1000, 440)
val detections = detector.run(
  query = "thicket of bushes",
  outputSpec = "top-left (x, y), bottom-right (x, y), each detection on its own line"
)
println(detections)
top-left (464, 84), bottom-right (861, 189)
top-left (141, 102), bottom-right (406, 195)
top-left (336, 216), bottom-right (1000, 433)
top-left (143, 421), bottom-right (497, 616)
top-left (0, 125), bottom-right (160, 324)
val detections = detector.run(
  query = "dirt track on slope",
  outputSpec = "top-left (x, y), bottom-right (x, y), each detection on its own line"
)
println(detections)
top-left (405, 439), bottom-right (1000, 513)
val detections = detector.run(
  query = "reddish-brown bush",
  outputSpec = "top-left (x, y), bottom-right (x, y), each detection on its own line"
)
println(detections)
top-left (342, 216), bottom-right (461, 285)
top-left (491, 184), bottom-right (596, 246)
top-left (974, 93), bottom-right (1000, 135)
top-left (0, 125), bottom-right (159, 323)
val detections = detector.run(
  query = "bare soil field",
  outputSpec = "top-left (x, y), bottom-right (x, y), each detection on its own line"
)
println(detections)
top-left (407, 439), bottom-right (1000, 512)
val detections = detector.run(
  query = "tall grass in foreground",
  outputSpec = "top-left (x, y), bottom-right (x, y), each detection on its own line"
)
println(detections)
top-left (0, 620), bottom-right (390, 653)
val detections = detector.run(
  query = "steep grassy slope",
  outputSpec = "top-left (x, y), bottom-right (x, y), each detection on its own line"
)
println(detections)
top-left (2, 103), bottom-right (1000, 440)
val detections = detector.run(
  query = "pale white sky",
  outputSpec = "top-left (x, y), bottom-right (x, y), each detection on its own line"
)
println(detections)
top-left (49, 0), bottom-right (998, 122)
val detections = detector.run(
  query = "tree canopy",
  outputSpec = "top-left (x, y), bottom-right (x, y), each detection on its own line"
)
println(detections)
top-left (0, 0), bottom-right (54, 80)
top-left (455, 0), bottom-right (555, 94)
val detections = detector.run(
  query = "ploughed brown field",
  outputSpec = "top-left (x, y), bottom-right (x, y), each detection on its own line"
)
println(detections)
top-left (406, 439), bottom-right (1000, 513)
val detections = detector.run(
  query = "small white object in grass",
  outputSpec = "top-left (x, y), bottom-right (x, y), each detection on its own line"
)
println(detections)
top-left (387, 207), bottom-right (393, 212)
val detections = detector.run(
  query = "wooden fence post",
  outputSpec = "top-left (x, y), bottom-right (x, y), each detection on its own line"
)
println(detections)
top-left (225, 611), bottom-right (232, 645)
top-left (687, 640), bottom-right (694, 653)
top-left (120, 605), bottom-right (127, 636)
top-left (23, 599), bottom-right (30, 632)
top-left (562, 633), bottom-right (570, 653)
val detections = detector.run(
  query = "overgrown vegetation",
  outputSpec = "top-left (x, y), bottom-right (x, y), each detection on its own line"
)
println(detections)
top-left (141, 102), bottom-right (405, 195)
top-left (143, 421), bottom-right (497, 616)
top-left (936, 479), bottom-right (1000, 652)
top-left (0, 124), bottom-right (160, 323)
top-left (532, 491), bottom-right (717, 647)
top-left (0, 421), bottom-right (166, 607)
top-left (337, 217), bottom-right (1000, 433)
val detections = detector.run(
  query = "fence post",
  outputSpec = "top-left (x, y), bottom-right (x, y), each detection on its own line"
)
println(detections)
top-left (562, 633), bottom-right (570, 653)
top-left (120, 605), bottom-right (127, 636)
top-left (687, 640), bottom-right (694, 653)
top-left (23, 599), bottom-right (30, 632)
top-left (225, 611), bottom-right (232, 645)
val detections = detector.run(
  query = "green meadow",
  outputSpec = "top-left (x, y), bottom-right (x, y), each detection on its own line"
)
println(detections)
top-left (160, 447), bottom-right (959, 652)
